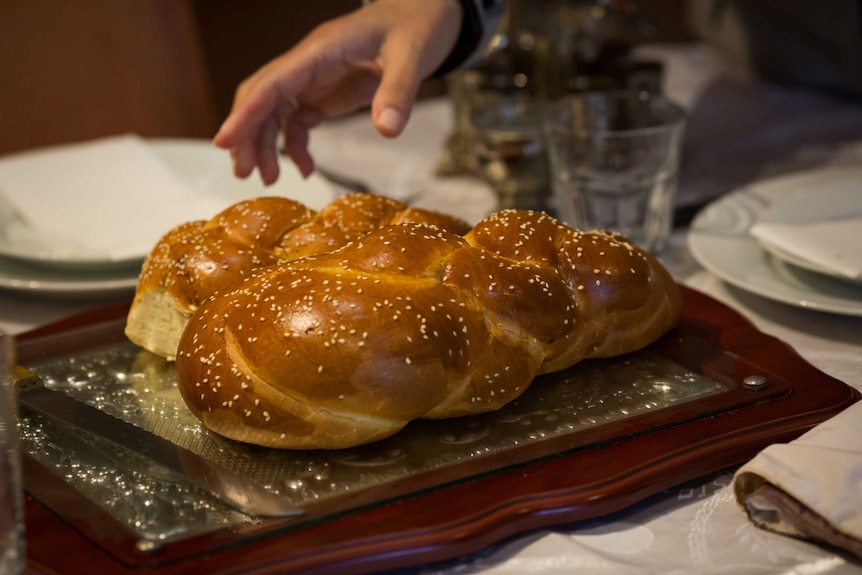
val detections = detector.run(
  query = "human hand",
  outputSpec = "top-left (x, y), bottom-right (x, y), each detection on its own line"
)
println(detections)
top-left (213, 0), bottom-right (462, 185)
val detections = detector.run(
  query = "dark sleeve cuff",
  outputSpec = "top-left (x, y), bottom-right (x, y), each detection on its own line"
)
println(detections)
top-left (431, 0), bottom-right (502, 77)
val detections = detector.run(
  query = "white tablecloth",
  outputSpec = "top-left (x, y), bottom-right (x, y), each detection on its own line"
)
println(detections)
top-left (1, 44), bottom-right (861, 574)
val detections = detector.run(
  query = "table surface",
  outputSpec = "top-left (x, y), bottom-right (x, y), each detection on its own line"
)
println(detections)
top-left (2, 44), bottom-right (862, 575)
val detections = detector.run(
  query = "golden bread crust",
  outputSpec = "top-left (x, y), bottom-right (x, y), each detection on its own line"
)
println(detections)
top-left (175, 210), bottom-right (682, 449)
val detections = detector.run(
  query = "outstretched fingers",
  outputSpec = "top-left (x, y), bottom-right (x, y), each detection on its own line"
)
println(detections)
top-left (212, 0), bottom-right (462, 183)
top-left (282, 108), bottom-right (321, 178)
top-left (255, 115), bottom-right (282, 185)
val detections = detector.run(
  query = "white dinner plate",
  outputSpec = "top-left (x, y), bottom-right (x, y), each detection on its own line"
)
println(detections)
top-left (0, 138), bottom-right (336, 296)
top-left (0, 257), bottom-right (141, 297)
top-left (149, 138), bottom-right (335, 211)
top-left (688, 166), bottom-right (862, 317)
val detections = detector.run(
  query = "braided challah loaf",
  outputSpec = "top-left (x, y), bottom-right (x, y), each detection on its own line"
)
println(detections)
top-left (175, 210), bottom-right (682, 449)
top-left (125, 194), bottom-right (469, 360)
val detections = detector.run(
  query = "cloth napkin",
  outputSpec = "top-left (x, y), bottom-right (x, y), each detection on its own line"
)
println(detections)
top-left (749, 218), bottom-right (862, 281)
top-left (0, 134), bottom-right (228, 262)
top-left (734, 400), bottom-right (862, 560)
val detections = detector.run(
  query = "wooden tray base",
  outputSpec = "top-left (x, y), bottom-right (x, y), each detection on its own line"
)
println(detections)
top-left (17, 285), bottom-right (860, 574)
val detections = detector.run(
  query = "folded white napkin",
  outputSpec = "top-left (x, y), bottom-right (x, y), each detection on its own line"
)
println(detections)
top-left (734, 400), bottom-right (862, 560)
top-left (750, 218), bottom-right (862, 281)
top-left (0, 134), bottom-right (229, 262)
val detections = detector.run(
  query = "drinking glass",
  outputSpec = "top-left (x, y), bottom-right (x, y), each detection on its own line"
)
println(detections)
top-left (0, 330), bottom-right (23, 575)
top-left (544, 90), bottom-right (686, 254)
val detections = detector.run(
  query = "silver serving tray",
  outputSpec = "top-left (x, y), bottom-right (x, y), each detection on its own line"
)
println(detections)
top-left (18, 314), bottom-right (725, 547)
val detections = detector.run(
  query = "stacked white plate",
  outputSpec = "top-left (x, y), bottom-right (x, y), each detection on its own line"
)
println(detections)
top-left (688, 166), bottom-right (862, 316)
top-left (0, 135), bottom-right (335, 297)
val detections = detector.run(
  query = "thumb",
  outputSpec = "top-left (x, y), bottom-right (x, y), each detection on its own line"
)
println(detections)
top-left (370, 41), bottom-right (424, 138)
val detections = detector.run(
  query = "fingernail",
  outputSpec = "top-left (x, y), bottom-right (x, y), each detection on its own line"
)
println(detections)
top-left (376, 107), bottom-right (403, 136)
